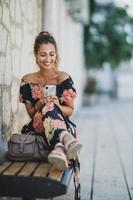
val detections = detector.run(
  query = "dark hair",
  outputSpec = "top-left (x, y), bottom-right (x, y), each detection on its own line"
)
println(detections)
top-left (34, 31), bottom-right (59, 67)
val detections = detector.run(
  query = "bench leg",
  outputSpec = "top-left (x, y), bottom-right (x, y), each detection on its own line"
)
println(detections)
top-left (74, 185), bottom-right (80, 200)
top-left (73, 159), bottom-right (81, 200)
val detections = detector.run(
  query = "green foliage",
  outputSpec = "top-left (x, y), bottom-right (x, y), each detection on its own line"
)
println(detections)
top-left (84, 2), bottom-right (133, 69)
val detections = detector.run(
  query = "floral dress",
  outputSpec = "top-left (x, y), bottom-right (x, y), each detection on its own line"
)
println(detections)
top-left (19, 76), bottom-right (77, 150)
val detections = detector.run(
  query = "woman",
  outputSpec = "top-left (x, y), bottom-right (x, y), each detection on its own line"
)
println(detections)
top-left (19, 31), bottom-right (82, 170)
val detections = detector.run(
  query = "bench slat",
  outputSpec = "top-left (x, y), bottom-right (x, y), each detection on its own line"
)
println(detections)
top-left (48, 167), bottom-right (63, 181)
top-left (18, 162), bottom-right (39, 176)
top-left (3, 162), bottom-right (25, 175)
top-left (34, 163), bottom-right (50, 177)
top-left (0, 161), bottom-right (12, 173)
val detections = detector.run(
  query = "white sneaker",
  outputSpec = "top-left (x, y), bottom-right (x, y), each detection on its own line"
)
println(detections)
top-left (48, 143), bottom-right (68, 171)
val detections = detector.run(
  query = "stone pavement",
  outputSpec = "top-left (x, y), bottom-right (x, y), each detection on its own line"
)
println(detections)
top-left (56, 98), bottom-right (133, 200)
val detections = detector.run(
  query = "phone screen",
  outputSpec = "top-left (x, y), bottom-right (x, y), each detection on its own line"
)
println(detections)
top-left (43, 85), bottom-right (56, 96)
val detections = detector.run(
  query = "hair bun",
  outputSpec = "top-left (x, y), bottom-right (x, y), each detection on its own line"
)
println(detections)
top-left (38, 31), bottom-right (52, 37)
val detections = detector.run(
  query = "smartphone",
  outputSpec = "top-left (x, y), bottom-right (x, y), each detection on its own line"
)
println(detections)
top-left (43, 85), bottom-right (56, 96)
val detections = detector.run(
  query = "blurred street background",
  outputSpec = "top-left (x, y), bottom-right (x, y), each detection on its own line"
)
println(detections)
top-left (0, 0), bottom-right (133, 199)
top-left (55, 99), bottom-right (133, 200)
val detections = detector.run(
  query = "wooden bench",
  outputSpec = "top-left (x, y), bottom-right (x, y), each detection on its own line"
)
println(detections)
top-left (0, 154), bottom-right (74, 200)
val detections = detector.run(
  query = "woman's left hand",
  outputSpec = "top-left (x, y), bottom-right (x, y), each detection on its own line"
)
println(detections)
top-left (47, 96), bottom-right (60, 107)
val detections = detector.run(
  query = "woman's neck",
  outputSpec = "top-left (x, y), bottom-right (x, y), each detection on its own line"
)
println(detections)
top-left (38, 68), bottom-right (58, 83)
top-left (39, 68), bottom-right (56, 76)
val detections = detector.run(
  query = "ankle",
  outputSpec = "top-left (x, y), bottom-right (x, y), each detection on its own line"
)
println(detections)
top-left (59, 131), bottom-right (72, 143)
top-left (55, 142), bottom-right (64, 148)
top-left (60, 131), bottom-right (75, 145)
top-left (54, 143), bottom-right (65, 152)
top-left (63, 134), bottom-right (74, 145)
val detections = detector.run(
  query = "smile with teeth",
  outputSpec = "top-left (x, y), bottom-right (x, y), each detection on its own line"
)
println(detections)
top-left (44, 62), bottom-right (51, 66)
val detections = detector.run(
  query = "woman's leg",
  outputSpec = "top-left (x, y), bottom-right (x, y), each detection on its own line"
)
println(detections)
top-left (42, 103), bottom-right (82, 168)
top-left (59, 131), bottom-right (82, 159)
top-left (42, 103), bottom-right (68, 148)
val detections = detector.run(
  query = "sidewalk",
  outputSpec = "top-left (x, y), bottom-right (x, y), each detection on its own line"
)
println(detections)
top-left (77, 99), bottom-right (133, 200)
top-left (56, 98), bottom-right (133, 200)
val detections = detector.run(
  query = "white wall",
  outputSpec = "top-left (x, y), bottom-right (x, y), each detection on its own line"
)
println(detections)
top-left (116, 71), bottom-right (133, 99)
top-left (0, 0), bottom-right (42, 138)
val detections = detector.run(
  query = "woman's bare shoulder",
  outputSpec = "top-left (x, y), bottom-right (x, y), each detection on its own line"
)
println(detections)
top-left (21, 72), bottom-right (38, 82)
top-left (57, 71), bottom-right (70, 84)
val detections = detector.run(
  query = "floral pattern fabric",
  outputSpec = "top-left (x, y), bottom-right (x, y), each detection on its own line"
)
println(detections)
top-left (19, 76), bottom-right (77, 150)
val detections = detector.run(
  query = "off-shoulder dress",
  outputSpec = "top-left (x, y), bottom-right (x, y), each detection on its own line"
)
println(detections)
top-left (19, 76), bottom-right (77, 150)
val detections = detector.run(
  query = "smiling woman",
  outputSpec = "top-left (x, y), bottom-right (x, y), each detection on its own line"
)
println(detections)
top-left (19, 31), bottom-right (82, 171)
top-left (36, 43), bottom-right (56, 70)
top-left (34, 31), bottom-right (59, 68)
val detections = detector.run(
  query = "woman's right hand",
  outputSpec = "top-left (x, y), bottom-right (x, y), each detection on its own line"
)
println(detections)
top-left (34, 97), bottom-right (47, 111)
top-left (35, 95), bottom-right (59, 112)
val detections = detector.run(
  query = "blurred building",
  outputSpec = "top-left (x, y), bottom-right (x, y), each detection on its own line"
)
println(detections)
top-left (115, 60), bottom-right (133, 100)
top-left (0, 0), bottom-right (89, 151)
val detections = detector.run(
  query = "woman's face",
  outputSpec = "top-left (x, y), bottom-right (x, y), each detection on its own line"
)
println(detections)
top-left (35, 43), bottom-right (56, 70)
